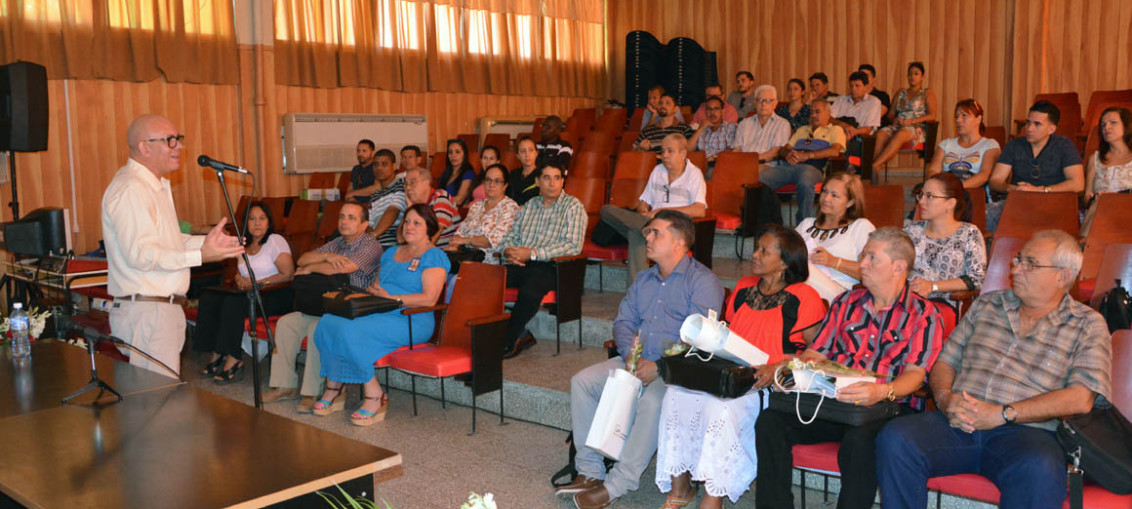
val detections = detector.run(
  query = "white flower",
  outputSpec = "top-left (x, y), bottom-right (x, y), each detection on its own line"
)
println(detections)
top-left (460, 492), bottom-right (497, 509)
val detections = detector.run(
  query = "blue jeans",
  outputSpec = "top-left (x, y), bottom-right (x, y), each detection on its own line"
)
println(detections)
top-left (759, 163), bottom-right (823, 223)
top-left (876, 411), bottom-right (1067, 509)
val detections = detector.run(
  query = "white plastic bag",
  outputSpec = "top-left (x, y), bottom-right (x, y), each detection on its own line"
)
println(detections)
top-left (679, 312), bottom-right (769, 366)
top-left (585, 368), bottom-right (643, 460)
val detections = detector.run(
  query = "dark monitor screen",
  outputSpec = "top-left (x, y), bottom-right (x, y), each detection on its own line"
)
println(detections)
top-left (1, 207), bottom-right (68, 257)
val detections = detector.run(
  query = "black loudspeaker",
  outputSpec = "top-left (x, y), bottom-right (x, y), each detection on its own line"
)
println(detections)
top-left (0, 61), bottom-right (49, 152)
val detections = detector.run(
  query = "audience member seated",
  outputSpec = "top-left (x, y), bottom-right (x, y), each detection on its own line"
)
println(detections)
top-left (728, 71), bottom-right (758, 119)
top-left (1082, 106), bottom-right (1132, 236)
top-left (498, 164), bottom-right (586, 359)
top-left (348, 138), bottom-right (377, 197)
top-left (507, 136), bottom-right (541, 206)
top-left (195, 201), bottom-right (295, 383)
top-left (557, 211), bottom-right (724, 509)
top-left (808, 72), bottom-right (837, 103)
top-left (755, 227), bottom-right (944, 509)
top-left (905, 173), bottom-right (988, 305)
top-left (399, 144), bottom-right (423, 174)
top-left (926, 99), bottom-right (1001, 197)
top-left (403, 167), bottom-right (461, 247)
top-left (260, 202), bottom-right (383, 412)
top-left (656, 225), bottom-right (824, 509)
top-left (831, 72), bottom-right (884, 153)
top-left (643, 85), bottom-right (687, 127)
top-left (312, 204), bottom-right (449, 426)
top-left (687, 96), bottom-right (738, 177)
top-left (877, 230), bottom-right (1111, 509)
top-left (795, 172), bottom-right (875, 302)
top-left (597, 134), bottom-right (707, 282)
top-left (363, 149), bottom-right (406, 248)
top-left (691, 84), bottom-right (740, 125)
top-left (987, 100), bottom-right (1084, 232)
top-left (438, 138), bottom-right (477, 206)
top-left (873, 62), bottom-right (939, 169)
top-left (761, 100), bottom-right (847, 224)
top-left (470, 144), bottom-right (502, 203)
top-left (537, 115), bottom-right (574, 171)
top-left (858, 64), bottom-right (891, 119)
top-left (447, 164), bottom-right (520, 264)
top-left (732, 84), bottom-right (792, 167)
top-left (636, 94), bottom-right (694, 153)
top-left (775, 78), bottom-right (813, 131)
top-left (348, 146), bottom-right (397, 202)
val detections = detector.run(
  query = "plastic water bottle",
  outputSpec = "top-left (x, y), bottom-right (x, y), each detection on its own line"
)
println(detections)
top-left (9, 303), bottom-right (30, 359)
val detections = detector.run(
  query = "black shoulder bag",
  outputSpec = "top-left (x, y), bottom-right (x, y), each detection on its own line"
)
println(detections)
top-left (1057, 402), bottom-right (1132, 509)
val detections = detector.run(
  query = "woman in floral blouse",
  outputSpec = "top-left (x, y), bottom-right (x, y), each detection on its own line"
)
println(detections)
top-left (447, 164), bottom-right (520, 263)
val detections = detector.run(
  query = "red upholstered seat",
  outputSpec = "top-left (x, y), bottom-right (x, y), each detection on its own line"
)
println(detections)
top-left (927, 474), bottom-right (1000, 503)
top-left (375, 345), bottom-right (410, 368)
top-left (504, 288), bottom-right (556, 304)
top-left (388, 345), bottom-right (472, 377)
top-left (243, 315), bottom-right (281, 338)
top-left (714, 213), bottom-right (742, 231)
top-left (583, 240), bottom-right (628, 260)
top-left (900, 141), bottom-right (926, 152)
top-left (793, 442), bottom-right (840, 473)
top-left (1078, 278), bottom-right (1097, 302)
top-left (1061, 486), bottom-right (1132, 508)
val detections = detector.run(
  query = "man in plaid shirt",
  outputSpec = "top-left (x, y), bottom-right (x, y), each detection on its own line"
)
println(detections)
top-left (755, 227), bottom-right (945, 509)
top-left (877, 230), bottom-right (1111, 509)
top-left (498, 164), bottom-right (587, 358)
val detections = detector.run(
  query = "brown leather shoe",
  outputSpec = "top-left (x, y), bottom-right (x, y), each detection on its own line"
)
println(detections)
top-left (574, 484), bottom-right (616, 509)
top-left (261, 387), bottom-right (300, 403)
top-left (503, 332), bottom-right (537, 359)
top-left (296, 396), bottom-right (317, 414)
top-left (555, 475), bottom-right (601, 497)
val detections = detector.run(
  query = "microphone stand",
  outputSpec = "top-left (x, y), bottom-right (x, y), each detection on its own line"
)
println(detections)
top-left (213, 169), bottom-right (275, 409)
top-left (62, 330), bottom-right (123, 405)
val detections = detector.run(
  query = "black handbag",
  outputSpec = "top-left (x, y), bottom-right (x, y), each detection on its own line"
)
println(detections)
top-left (1098, 281), bottom-right (1131, 333)
top-left (321, 290), bottom-right (401, 319)
top-left (657, 354), bottom-right (757, 399)
top-left (445, 245), bottom-right (486, 274)
top-left (291, 273), bottom-right (350, 316)
top-left (1057, 404), bottom-right (1132, 509)
top-left (766, 391), bottom-right (901, 426)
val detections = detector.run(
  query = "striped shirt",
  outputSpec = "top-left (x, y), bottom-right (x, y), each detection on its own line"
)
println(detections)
top-left (636, 123), bottom-right (694, 153)
top-left (500, 192), bottom-right (587, 260)
top-left (369, 176), bottom-right (406, 247)
top-left (811, 284), bottom-right (945, 410)
top-left (732, 113), bottom-right (792, 155)
top-left (939, 290), bottom-right (1112, 430)
top-left (694, 122), bottom-right (738, 158)
top-left (537, 139), bottom-right (574, 173)
top-left (313, 233), bottom-right (383, 288)
top-left (426, 189), bottom-right (462, 247)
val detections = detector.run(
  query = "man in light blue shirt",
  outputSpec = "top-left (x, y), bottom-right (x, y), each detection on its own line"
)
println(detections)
top-left (557, 210), bottom-right (724, 509)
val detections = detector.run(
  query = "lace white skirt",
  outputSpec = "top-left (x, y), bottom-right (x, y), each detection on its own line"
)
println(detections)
top-left (655, 385), bottom-right (768, 503)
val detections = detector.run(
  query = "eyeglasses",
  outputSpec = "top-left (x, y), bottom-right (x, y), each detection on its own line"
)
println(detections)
top-left (143, 134), bottom-right (185, 148)
top-left (1011, 254), bottom-right (1063, 272)
top-left (1030, 160), bottom-right (1042, 180)
top-left (914, 192), bottom-right (949, 201)
top-left (483, 178), bottom-right (506, 185)
top-left (757, 98), bottom-right (776, 104)
top-left (662, 184), bottom-right (670, 203)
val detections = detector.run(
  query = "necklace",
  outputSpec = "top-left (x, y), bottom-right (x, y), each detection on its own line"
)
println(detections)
top-left (805, 223), bottom-right (850, 242)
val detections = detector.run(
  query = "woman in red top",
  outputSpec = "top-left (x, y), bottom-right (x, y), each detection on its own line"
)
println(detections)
top-left (656, 225), bottom-right (825, 509)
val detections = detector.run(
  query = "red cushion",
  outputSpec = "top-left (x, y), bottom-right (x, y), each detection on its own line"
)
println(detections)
top-left (184, 308), bottom-right (199, 322)
top-left (243, 315), bottom-right (281, 339)
top-left (1061, 486), bottom-right (1132, 508)
top-left (504, 288), bottom-right (556, 305)
top-left (927, 474), bottom-right (1000, 503)
top-left (388, 345), bottom-right (472, 377)
top-left (715, 213), bottom-right (741, 231)
top-left (900, 141), bottom-right (926, 151)
top-left (775, 183), bottom-right (822, 195)
top-left (374, 345), bottom-right (411, 368)
top-left (848, 155), bottom-right (861, 167)
top-left (583, 240), bottom-right (628, 260)
top-left (792, 442), bottom-right (841, 473)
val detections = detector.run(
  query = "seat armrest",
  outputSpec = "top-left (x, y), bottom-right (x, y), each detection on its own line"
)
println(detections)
top-left (402, 304), bottom-right (447, 316)
top-left (466, 313), bottom-right (511, 327)
top-left (552, 254), bottom-right (588, 263)
top-left (468, 313), bottom-right (511, 395)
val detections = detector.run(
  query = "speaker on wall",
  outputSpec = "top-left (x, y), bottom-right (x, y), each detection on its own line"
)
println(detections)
top-left (0, 61), bottom-right (49, 153)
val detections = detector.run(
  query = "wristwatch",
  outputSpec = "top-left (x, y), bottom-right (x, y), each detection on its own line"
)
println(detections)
top-left (885, 383), bottom-right (897, 402)
top-left (530, 249), bottom-right (538, 261)
top-left (1002, 404), bottom-right (1018, 424)
top-left (930, 282), bottom-right (939, 293)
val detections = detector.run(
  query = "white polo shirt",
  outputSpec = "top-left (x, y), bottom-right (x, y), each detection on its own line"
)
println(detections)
top-left (640, 160), bottom-right (708, 209)
top-left (831, 94), bottom-right (883, 129)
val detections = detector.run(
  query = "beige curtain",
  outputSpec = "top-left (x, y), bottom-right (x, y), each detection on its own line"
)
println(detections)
top-left (0, 0), bottom-right (238, 84)
top-left (275, 0), bottom-right (604, 98)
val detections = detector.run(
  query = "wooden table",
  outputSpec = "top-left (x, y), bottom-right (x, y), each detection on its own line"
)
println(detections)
top-left (0, 342), bottom-right (184, 419)
top-left (0, 343), bottom-right (402, 508)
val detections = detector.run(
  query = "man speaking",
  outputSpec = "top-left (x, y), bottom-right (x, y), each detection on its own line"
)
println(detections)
top-left (102, 114), bottom-right (244, 375)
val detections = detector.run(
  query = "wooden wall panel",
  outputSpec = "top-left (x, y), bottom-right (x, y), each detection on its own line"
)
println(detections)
top-left (0, 47), bottom-right (597, 253)
top-left (606, 0), bottom-right (1011, 137)
top-left (1011, 0), bottom-right (1132, 131)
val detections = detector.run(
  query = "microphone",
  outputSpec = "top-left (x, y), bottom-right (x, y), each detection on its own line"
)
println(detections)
top-left (197, 155), bottom-right (249, 174)
top-left (69, 323), bottom-right (117, 345)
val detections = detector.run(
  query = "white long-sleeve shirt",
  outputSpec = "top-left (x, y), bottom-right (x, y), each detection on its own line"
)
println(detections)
top-left (102, 158), bottom-right (204, 297)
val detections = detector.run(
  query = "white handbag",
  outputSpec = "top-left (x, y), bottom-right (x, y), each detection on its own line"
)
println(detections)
top-left (679, 311), bottom-right (769, 367)
top-left (585, 368), bottom-right (644, 460)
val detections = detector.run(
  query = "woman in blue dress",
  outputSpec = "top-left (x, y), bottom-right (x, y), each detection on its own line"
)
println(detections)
top-left (312, 204), bottom-right (451, 426)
